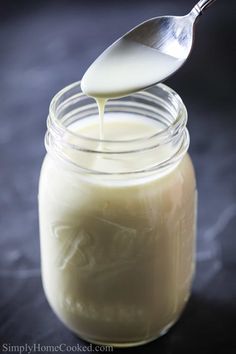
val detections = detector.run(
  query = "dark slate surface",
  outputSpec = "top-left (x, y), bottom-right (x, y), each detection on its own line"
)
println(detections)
top-left (0, 0), bottom-right (235, 353)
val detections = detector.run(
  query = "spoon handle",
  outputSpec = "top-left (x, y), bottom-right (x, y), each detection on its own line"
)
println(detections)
top-left (193, 0), bottom-right (216, 15)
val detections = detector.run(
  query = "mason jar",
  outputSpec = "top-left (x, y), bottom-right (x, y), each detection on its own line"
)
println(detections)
top-left (38, 82), bottom-right (197, 347)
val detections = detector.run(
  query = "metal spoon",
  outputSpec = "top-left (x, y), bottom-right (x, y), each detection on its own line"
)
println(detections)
top-left (81, 0), bottom-right (216, 98)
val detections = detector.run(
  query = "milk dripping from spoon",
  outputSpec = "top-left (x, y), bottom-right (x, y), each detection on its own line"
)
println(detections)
top-left (81, 0), bottom-right (216, 138)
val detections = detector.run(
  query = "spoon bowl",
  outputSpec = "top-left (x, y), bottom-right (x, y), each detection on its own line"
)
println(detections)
top-left (81, 0), bottom-right (216, 99)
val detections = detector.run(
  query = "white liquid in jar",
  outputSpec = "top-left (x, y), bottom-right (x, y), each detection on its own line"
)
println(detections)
top-left (39, 113), bottom-right (196, 345)
top-left (66, 113), bottom-right (170, 175)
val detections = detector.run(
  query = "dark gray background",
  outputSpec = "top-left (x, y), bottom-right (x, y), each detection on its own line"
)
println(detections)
top-left (0, 0), bottom-right (235, 353)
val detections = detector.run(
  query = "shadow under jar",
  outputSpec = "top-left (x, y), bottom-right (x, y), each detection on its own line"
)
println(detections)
top-left (38, 82), bottom-right (197, 347)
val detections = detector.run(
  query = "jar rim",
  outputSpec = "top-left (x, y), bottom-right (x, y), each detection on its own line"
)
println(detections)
top-left (46, 81), bottom-right (189, 176)
top-left (48, 81), bottom-right (188, 146)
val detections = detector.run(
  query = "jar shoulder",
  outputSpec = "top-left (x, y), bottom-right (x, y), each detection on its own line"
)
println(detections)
top-left (39, 152), bottom-right (196, 198)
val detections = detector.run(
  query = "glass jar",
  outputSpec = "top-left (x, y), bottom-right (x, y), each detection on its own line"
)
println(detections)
top-left (39, 82), bottom-right (197, 347)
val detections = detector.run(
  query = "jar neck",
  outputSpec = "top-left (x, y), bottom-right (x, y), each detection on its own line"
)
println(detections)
top-left (46, 82), bottom-right (189, 176)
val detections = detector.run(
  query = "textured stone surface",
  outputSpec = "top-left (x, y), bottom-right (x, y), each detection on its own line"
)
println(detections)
top-left (0, 0), bottom-right (235, 353)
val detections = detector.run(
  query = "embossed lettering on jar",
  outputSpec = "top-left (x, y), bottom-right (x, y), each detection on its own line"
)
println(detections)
top-left (38, 82), bottom-right (197, 347)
